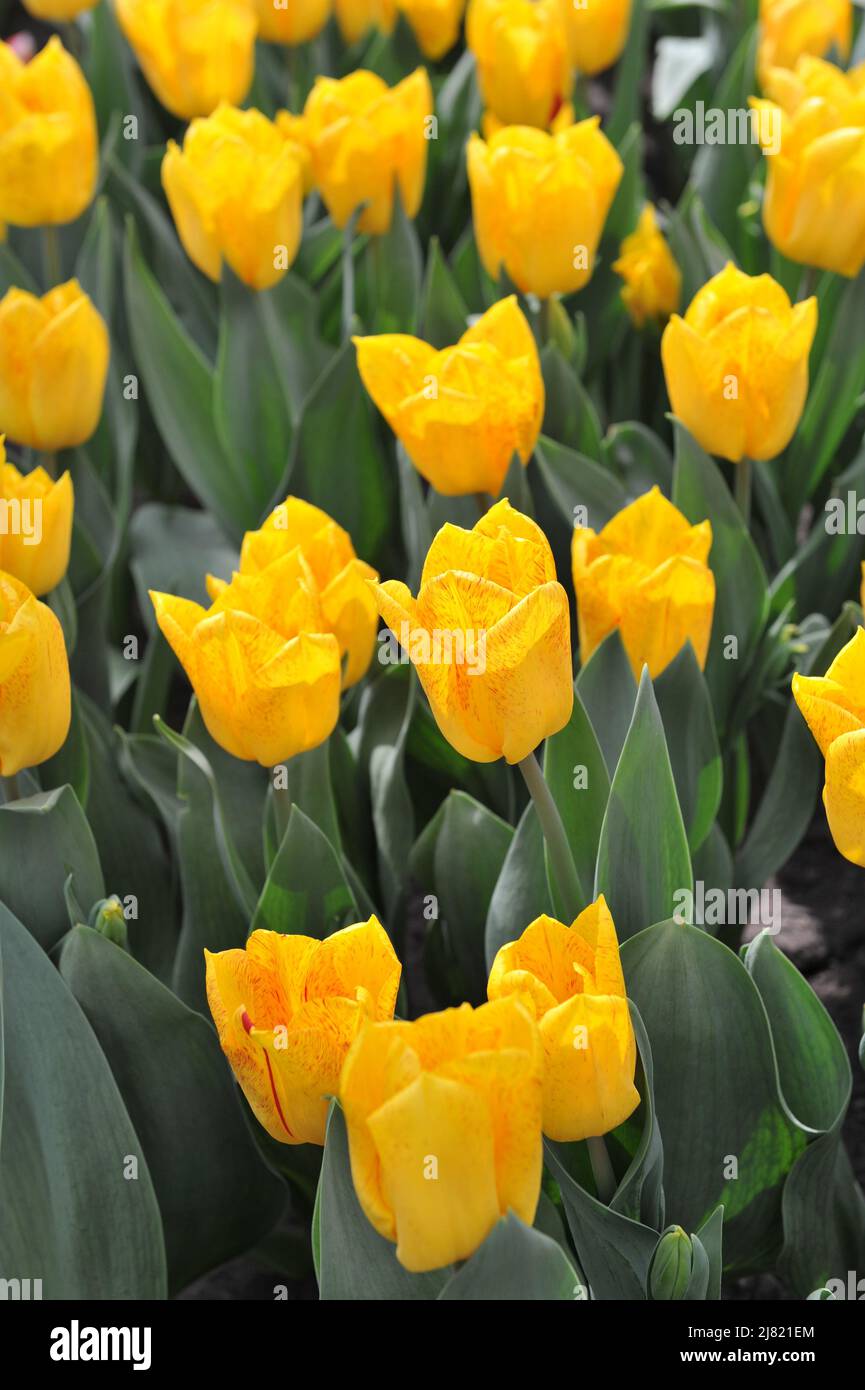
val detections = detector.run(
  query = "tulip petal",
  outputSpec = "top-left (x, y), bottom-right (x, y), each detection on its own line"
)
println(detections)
top-left (823, 727), bottom-right (865, 867)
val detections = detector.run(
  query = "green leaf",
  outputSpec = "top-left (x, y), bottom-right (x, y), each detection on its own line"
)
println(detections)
top-left (576, 630), bottom-right (638, 777)
top-left (419, 236), bottom-right (469, 348)
top-left (359, 669), bottom-right (416, 920)
top-left (317, 1104), bottom-right (446, 1299)
top-left (534, 435), bottom-right (626, 532)
top-left (672, 421), bottom-right (769, 732)
top-left (438, 1215), bottom-right (580, 1299)
top-left (543, 687), bottom-right (610, 918)
top-left (59, 925), bottom-right (286, 1294)
top-left (251, 805), bottom-right (358, 939)
top-left (432, 791), bottom-right (513, 1002)
top-left (362, 185), bottom-right (423, 334)
top-left (485, 804), bottom-right (552, 970)
top-left (595, 670), bottom-right (692, 941)
top-left (39, 686), bottom-right (90, 808)
top-left (0, 786), bottom-right (104, 951)
top-left (655, 643), bottom-right (723, 853)
top-left (608, 0), bottom-right (651, 147)
top-left (397, 443), bottom-right (434, 590)
top-left (622, 920), bottom-right (804, 1270)
top-left (540, 345), bottom-right (604, 461)
top-left (610, 1003), bottom-right (665, 1231)
top-left (0, 903), bottom-right (166, 1297)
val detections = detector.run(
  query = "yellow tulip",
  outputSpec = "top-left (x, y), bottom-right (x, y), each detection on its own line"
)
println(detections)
top-left (162, 105), bottom-right (305, 292)
top-left (0, 37), bottom-right (98, 228)
top-left (340, 996), bottom-right (543, 1271)
top-left (0, 570), bottom-right (71, 777)
top-left (206, 916), bottom-right (401, 1146)
top-left (116, 0), bottom-right (257, 120)
top-left (572, 486), bottom-right (715, 680)
top-left (295, 68), bottom-right (433, 235)
top-left (557, 0), bottom-right (631, 76)
top-left (334, 0), bottom-right (397, 43)
top-left (467, 120), bottom-right (624, 298)
top-left (354, 296), bottom-right (544, 497)
top-left (613, 204), bottom-right (681, 329)
top-left (0, 281), bottom-right (109, 453)
top-left (751, 57), bottom-right (865, 278)
top-left (0, 446), bottom-right (74, 597)
top-left (487, 896), bottom-right (639, 1142)
top-left (22, 0), bottom-right (98, 18)
top-left (150, 567), bottom-right (342, 766)
top-left (792, 626), bottom-right (865, 867)
top-left (399, 0), bottom-right (466, 60)
top-left (467, 0), bottom-right (571, 130)
top-left (211, 495), bottom-right (379, 689)
top-left (255, 0), bottom-right (331, 43)
top-left (373, 500), bottom-right (573, 763)
top-left (758, 0), bottom-right (851, 83)
top-left (661, 262), bottom-right (817, 463)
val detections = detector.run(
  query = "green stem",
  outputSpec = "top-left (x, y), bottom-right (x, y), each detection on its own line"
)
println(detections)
top-left (799, 264), bottom-right (817, 302)
top-left (537, 295), bottom-right (553, 347)
top-left (735, 456), bottom-right (752, 526)
top-left (518, 750), bottom-right (582, 921)
top-left (3, 774), bottom-right (21, 804)
top-left (273, 782), bottom-right (292, 847)
top-left (41, 225), bottom-right (62, 289)
top-left (42, 451), bottom-right (57, 479)
top-left (341, 221), bottom-right (355, 341)
top-left (587, 1134), bottom-right (617, 1205)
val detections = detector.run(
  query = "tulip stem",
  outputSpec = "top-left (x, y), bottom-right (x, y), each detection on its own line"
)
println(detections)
top-left (518, 750), bottom-right (582, 921)
top-left (2, 774), bottom-right (21, 803)
top-left (735, 457), bottom-right (752, 526)
top-left (587, 1134), bottom-right (617, 1205)
top-left (799, 265), bottom-right (817, 302)
top-left (537, 296), bottom-right (553, 347)
top-left (341, 222), bottom-right (355, 341)
top-left (273, 782), bottom-right (292, 848)
top-left (41, 225), bottom-right (62, 289)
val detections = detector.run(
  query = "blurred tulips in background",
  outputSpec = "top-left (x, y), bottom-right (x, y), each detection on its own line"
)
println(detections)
top-left (162, 105), bottom-right (306, 290)
top-left (0, 570), bottom-right (70, 777)
top-left (0, 281), bottom-right (109, 453)
top-left (613, 205), bottom-right (681, 329)
top-left (487, 896), bottom-right (639, 1142)
top-left (399, 0), bottom-right (466, 60)
top-left (0, 37), bottom-right (97, 227)
top-left (334, 0), bottom-right (396, 43)
top-left (206, 917), bottom-right (401, 1145)
top-left (373, 500), bottom-right (573, 763)
top-left (661, 263), bottom-right (817, 462)
top-left (572, 487), bottom-right (715, 680)
top-left (354, 296), bottom-right (544, 496)
top-left (558, 0), bottom-right (631, 76)
top-left (116, 0), bottom-right (257, 119)
top-left (254, 0), bottom-right (332, 44)
top-left (340, 996), bottom-right (543, 1271)
top-left (757, 0), bottom-right (851, 82)
top-left (467, 0), bottom-right (571, 130)
top-left (21, 0), bottom-right (98, 18)
top-left (467, 119), bottom-right (623, 297)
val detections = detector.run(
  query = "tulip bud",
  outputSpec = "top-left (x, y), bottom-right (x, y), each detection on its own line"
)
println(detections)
top-left (162, 105), bottom-right (305, 291)
top-left (116, 0), bottom-right (257, 120)
top-left (354, 297), bottom-right (545, 498)
top-left (0, 281), bottom-right (109, 453)
top-left (649, 1226), bottom-right (693, 1300)
top-left (467, 120), bottom-right (623, 299)
top-left (661, 262), bottom-right (817, 463)
top-left (0, 37), bottom-right (98, 228)
top-left (298, 68), bottom-right (433, 235)
top-left (613, 205), bottom-right (681, 329)
top-left (89, 896), bottom-right (129, 949)
top-left (0, 442), bottom-right (74, 597)
top-left (0, 570), bottom-right (71, 777)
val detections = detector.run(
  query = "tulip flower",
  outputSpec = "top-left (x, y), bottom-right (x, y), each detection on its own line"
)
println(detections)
top-left (792, 626), bottom-right (865, 867)
top-left (467, 120), bottom-right (623, 298)
top-left (649, 1227), bottom-right (695, 1300)
top-left (613, 205), bottom-right (681, 329)
top-left (572, 487), bottom-right (715, 681)
top-left (293, 68), bottom-right (433, 235)
top-left (661, 263), bottom-right (817, 463)
top-left (399, 0), bottom-right (466, 60)
top-left (150, 568), bottom-right (342, 765)
top-left (22, 0), bottom-right (98, 17)
top-left (488, 896), bottom-right (639, 1142)
top-left (334, 0), bottom-right (396, 43)
top-left (0, 444), bottom-right (74, 597)
top-left (116, 0), bottom-right (257, 120)
top-left (254, 0), bottom-right (331, 44)
top-left (557, 0), bottom-right (631, 75)
top-left (751, 57), bottom-right (865, 278)
top-left (209, 496), bottom-right (379, 689)
top-left (206, 917), bottom-right (401, 1146)
top-left (0, 281), bottom-right (109, 453)
top-left (354, 297), bottom-right (544, 497)
top-left (373, 499), bottom-right (573, 764)
top-left (758, 0), bottom-right (851, 83)
top-left (340, 996), bottom-right (543, 1271)
top-left (0, 570), bottom-right (71, 777)
top-left (0, 37), bottom-right (98, 228)
top-left (466, 0), bottom-right (572, 131)
top-left (162, 105), bottom-right (305, 291)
